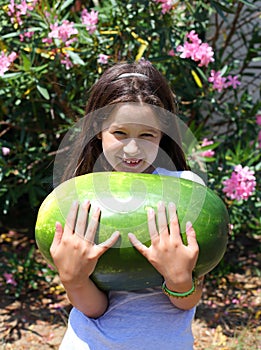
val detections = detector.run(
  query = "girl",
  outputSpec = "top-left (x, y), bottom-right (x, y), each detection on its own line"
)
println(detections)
top-left (50, 60), bottom-right (205, 349)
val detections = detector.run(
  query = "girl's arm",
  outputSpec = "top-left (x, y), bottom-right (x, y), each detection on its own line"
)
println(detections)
top-left (50, 200), bottom-right (120, 318)
top-left (128, 201), bottom-right (204, 310)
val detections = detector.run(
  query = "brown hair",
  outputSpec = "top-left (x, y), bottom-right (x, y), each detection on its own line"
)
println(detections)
top-left (62, 60), bottom-right (189, 181)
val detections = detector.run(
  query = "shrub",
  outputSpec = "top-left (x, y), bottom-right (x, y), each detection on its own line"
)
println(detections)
top-left (0, 0), bottom-right (260, 238)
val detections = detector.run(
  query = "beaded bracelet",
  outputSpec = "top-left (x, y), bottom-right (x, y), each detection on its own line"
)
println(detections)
top-left (162, 279), bottom-right (196, 298)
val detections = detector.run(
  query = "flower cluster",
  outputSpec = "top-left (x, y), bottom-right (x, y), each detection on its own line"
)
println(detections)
top-left (41, 18), bottom-right (79, 69)
top-left (3, 5), bottom-right (100, 72)
top-left (7, 0), bottom-right (38, 26)
top-left (46, 20), bottom-right (79, 46)
top-left (199, 138), bottom-right (215, 157)
top-left (222, 165), bottom-right (256, 201)
top-left (177, 30), bottom-right (215, 67)
top-left (98, 53), bottom-right (109, 64)
top-left (81, 9), bottom-right (98, 34)
top-left (208, 70), bottom-right (241, 92)
top-left (0, 51), bottom-right (18, 76)
top-left (154, 0), bottom-right (177, 14)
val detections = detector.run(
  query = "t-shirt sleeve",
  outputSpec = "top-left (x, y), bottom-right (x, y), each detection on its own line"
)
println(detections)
top-left (179, 171), bottom-right (206, 186)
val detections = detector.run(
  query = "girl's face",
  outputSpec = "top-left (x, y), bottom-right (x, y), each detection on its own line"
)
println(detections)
top-left (100, 104), bottom-right (162, 173)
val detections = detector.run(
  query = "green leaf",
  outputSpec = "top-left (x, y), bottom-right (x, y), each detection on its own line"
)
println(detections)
top-left (59, 0), bottom-right (75, 12)
top-left (210, 0), bottom-right (235, 20)
top-left (21, 53), bottom-right (31, 71)
top-left (238, 0), bottom-right (257, 8)
top-left (220, 65), bottom-right (228, 76)
top-left (1, 72), bottom-right (22, 79)
top-left (67, 50), bottom-right (86, 65)
top-left (36, 85), bottom-right (50, 100)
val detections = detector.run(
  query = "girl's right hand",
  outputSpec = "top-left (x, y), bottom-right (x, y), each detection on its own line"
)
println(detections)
top-left (50, 200), bottom-right (120, 289)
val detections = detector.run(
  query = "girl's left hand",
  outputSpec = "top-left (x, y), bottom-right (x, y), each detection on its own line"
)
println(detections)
top-left (128, 201), bottom-right (199, 291)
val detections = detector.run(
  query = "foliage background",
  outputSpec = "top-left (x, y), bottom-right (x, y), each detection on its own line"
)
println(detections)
top-left (0, 0), bottom-right (260, 239)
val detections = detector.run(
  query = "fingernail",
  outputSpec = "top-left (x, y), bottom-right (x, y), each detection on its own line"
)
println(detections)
top-left (186, 221), bottom-right (192, 230)
top-left (169, 202), bottom-right (176, 209)
top-left (147, 207), bottom-right (154, 215)
top-left (158, 201), bottom-right (164, 208)
top-left (94, 206), bottom-right (100, 214)
top-left (82, 199), bottom-right (90, 207)
top-left (55, 222), bottom-right (62, 231)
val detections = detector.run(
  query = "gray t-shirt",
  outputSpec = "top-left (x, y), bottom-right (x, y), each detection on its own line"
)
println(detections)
top-left (60, 288), bottom-right (195, 350)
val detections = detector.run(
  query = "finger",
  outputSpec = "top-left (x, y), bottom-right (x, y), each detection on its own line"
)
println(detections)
top-left (157, 201), bottom-right (169, 237)
top-left (50, 222), bottom-right (63, 254)
top-left (186, 221), bottom-right (198, 249)
top-left (147, 207), bottom-right (158, 241)
top-left (128, 233), bottom-right (149, 258)
top-left (168, 202), bottom-right (182, 241)
top-left (84, 206), bottom-right (101, 242)
top-left (74, 200), bottom-right (90, 237)
top-left (64, 201), bottom-right (79, 236)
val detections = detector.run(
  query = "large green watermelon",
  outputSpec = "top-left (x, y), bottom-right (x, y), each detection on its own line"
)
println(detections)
top-left (35, 172), bottom-right (229, 291)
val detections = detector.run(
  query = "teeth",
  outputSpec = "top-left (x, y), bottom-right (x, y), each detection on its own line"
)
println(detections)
top-left (125, 159), bottom-right (140, 164)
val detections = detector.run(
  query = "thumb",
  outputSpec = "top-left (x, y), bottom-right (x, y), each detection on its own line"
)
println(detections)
top-left (97, 231), bottom-right (121, 257)
top-left (50, 222), bottom-right (64, 253)
top-left (128, 233), bottom-right (149, 258)
top-left (185, 221), bottom-right (198, 249)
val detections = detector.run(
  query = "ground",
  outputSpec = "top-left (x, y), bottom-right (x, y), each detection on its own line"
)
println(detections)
top-left (0, 229), bottom-right (260, 350)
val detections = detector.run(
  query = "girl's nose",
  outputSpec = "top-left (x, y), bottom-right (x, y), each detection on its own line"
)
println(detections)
top-left (123, 139), bottom-right (140, 156)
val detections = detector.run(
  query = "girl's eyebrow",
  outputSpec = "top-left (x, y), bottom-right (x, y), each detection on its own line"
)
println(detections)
top-left (110, 123), bottom-right (160, 131)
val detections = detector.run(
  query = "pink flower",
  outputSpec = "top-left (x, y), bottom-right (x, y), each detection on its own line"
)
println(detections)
top-left (208, 70), bottom-right (241, 92)
top-left (19, 30), bottom-right (34, 42)
top-left (208, 70), bottom-right (227, 92)
top-left (2, 147), bottom-right (10, 156)
top-left (222, 165), bottom-right (256, 201)
top-left (256, 115), bottom-right (261, 126)
top-left (60, 54), bottom-right (73, 70)
top-left (154, 0), bottom-right (175, 14)
top-left (168, 49), bottom-right (175, 57)
top-left (194, 43), bottom-right (215, 67)
top-left (199, 138), bottom-right (215, 157)
top-left (81, 9), bottom-right (98, 34)
top-left (3, 272), bottom-right (17, 286)
top-left (177, 30), bottom-right (214, 67)
top-left (0, 51), bottom-right (18, 76)
top-left (187, 30), bottom-right (201, 45)
top-left (7, 0), bottom-right (37, 26)
top-left (48, 20), bottom-right (78, 45)
top-left (98, 54), bottom-right (109, 64)
top-left (42, 37), bottom-right (53, 45)
top-left (224, 75), bottom-right (241, 89)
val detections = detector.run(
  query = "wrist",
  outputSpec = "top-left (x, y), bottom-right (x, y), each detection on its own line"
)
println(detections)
top-left (163, 275), bottom-right (193, 293)
top-left (62, 277), bottom-right (93, 292)
top-left (162, 278), bottom-right (197, 299)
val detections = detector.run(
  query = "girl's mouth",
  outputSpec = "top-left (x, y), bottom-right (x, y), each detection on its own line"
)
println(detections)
top-left (122, 158), bottom-right (143, 166)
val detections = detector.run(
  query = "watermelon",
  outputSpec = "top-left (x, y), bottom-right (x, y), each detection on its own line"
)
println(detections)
top-left (35, 172), bottom-right (229, 291)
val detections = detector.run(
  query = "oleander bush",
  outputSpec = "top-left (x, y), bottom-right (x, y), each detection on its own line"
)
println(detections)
top-left (0, 0), bottom-right (260, 239)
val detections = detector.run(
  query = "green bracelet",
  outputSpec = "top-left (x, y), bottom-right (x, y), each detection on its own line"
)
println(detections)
top-left (162, 279), bottom-right (196, 298)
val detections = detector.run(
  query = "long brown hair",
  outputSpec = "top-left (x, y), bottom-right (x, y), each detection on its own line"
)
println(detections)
top-left (62, 60), bottom-right (189, 181)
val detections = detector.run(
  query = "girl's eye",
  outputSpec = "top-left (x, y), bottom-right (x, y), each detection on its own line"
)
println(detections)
top-left (113, 130), bottom-right (126, 136)
top-left (141, 133), bottom-right (154, 138)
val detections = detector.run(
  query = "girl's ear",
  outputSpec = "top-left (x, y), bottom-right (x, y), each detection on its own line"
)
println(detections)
top-left (97, 132), bottom-right (102, 139)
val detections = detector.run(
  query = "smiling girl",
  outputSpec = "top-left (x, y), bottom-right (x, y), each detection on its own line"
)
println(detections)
top-left (51, 60), bottom-right (205, 349)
